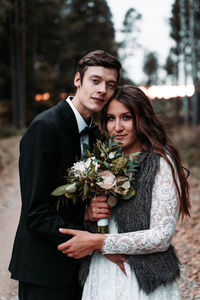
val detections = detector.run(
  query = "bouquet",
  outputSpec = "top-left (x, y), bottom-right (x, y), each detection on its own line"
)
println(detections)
top-left (51, 134), bottom-right (140, 233)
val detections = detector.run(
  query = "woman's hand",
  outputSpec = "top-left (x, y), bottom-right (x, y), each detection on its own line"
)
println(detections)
top-left (104, 254), bottom-right (129, 276)
top-left (58, 228), bottom-right (106, 259)
top-left (84, 195), bottom-right (111, 222)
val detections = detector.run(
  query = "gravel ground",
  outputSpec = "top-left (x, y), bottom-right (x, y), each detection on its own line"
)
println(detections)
top-left (174, 175), bottom-right (200, 300)
top-left (0, 136), bottom-right (199, 300)
top-left (0, 136), bottom-right (20, 300)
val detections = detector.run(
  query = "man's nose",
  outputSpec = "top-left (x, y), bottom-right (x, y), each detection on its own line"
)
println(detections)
top-left (98, 82), bottom-right (106, 93)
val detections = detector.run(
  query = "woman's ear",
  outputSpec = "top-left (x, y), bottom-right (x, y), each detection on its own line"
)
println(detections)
top-left (74, 72), bottom-right (81, 88)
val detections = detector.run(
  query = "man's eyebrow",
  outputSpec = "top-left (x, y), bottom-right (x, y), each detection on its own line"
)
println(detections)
top-left (89, 74), bottom-right (116, 82)
top-left (89, 74), bottom-right (101, 78)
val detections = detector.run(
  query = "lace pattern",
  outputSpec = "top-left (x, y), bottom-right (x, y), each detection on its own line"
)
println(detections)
top-left (82, 251), bottom-right (180, 300)
top-left (102, 157), bottom-right (180, 255)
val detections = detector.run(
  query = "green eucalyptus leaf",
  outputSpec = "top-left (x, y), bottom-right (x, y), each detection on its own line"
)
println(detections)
top-left (72, 194), bottom-right (78, 204)
top-left (122, 187), bottom-right (135, 200)
top-left (83, 143), bottom-right (90, 156)
top-left (51, 184), bottom-right (70, 196)
top-left (107, 195), bottom-right (118, 207)
top-left (108, 138), bottom-right (112, 149)
top-left (65, 182), bottom-right (76, 193)
top-left (103, 161), bottom-right (110, 168)
top-left (94, 144), bottom-right (101, 158)
top-left (56, 199), bottom-right (60, 211)
top-left (64, 191), bottom-right (73, 198)
top-left (83, 183), bottom-right (90, 196)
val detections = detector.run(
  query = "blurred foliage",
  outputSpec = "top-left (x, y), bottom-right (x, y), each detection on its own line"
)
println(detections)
top-left (0, 0), bottom-right (119, 126)
top-left (117, 7), bottom-right (141, 84)
top-left (164, 48), bottom-right (179, 84)
top-left (152, 99), bottom-right (168, 116)
top-left (143, 52), bottom-right (160, 86)
top-left (119, 8), bottom-right (141, 61)
top-left (0, 126), bottom-right (20, 138)
top-left (169, 125), bottom-right (200, 180)
top-left (167, 0), bottom-right (200, 125)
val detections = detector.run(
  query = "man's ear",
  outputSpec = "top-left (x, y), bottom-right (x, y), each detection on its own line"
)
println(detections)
top-left (74, 72), bottom-right (81, 88)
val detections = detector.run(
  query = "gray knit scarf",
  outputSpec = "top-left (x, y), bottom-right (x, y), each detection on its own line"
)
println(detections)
top-left (79, 151), bottom-right (180, 294)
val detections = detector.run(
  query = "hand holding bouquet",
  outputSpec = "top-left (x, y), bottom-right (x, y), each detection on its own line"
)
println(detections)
top-left (51, 134), bottom-right (140, 233)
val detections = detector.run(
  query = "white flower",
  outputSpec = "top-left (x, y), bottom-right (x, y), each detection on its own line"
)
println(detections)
top-left (108, 151), bottom-right (116, 159)
top-left (71, 157), bottom-right (98, 177)
top-left (84, 157), bottom-right (98, 171)
top-left (113, 176), bottom-right (130, 195)
top-left (97, 170), bottom-right (116, 190)
top-left (71, 161), bottom-right (86, 175)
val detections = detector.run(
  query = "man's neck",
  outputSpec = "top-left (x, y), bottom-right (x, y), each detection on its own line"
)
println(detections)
top-left (72, 96), bottom-right (92, 122)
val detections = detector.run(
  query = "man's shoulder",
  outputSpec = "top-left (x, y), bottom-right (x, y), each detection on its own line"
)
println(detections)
top-left (22, 99), bottom-right (77, 140)
top-left (31, 99), bottom-right (72, 126)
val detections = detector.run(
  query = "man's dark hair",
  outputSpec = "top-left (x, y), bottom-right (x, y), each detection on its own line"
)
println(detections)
top-left (77, 50), bottom-right (121, 83)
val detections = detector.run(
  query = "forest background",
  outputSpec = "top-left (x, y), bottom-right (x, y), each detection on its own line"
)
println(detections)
top-left (0, 0), bottom-right (200, 177)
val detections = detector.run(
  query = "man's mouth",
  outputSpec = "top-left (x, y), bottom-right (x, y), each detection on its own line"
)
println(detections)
top-left (92, 97), bottom-right (105, 103)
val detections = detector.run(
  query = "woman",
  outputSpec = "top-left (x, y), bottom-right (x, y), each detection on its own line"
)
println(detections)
top-left (58, 85), bottom-right (190, 299)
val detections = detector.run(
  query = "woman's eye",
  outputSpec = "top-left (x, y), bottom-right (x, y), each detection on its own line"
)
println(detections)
top-left (123, 115), bottom-right (131, 120)
top-left (107, 116), bottom-right (115, 121)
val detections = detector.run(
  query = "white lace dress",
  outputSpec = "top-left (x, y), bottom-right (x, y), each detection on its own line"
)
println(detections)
top-left (82, 157), bottom-right (181, 300)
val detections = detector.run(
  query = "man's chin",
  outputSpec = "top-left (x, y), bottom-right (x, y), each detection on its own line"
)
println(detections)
top-left (91, 104), bottom-right (105, 112)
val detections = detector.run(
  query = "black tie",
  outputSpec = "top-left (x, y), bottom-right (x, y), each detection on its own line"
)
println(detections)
top-left (79, 124), bottom-right (99, 137)
top-left (79, 124), bottom-right (99, 150)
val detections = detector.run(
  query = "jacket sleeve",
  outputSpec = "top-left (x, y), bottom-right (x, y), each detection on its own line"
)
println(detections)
top-left (19, 119), bottom-right (85, 245)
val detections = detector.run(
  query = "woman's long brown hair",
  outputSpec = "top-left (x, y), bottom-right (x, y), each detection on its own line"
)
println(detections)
top-left (101, 85), bottom-right (190, 218)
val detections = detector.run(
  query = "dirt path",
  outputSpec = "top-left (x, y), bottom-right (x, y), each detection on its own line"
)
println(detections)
top-left (0, 136), bottom-right (199, 300)
top-left (0, 136), bottom-right (21, 300)
top-left (175, 175), bottom-right (200, 300)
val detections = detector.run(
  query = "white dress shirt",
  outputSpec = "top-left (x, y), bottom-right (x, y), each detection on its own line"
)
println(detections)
top-left (66, 97), bottom-right (92, 157)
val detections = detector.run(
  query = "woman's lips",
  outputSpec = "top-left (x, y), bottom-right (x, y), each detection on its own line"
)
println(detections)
top-left (115, 135), bottom-right (126, 140)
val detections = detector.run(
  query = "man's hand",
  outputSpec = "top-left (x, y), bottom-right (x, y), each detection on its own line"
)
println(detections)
top-left (84, 195), bottom-right (111, 222)
top-left (58, 228), bottom-right (105, 259)
top-left (104, 254), bottom-right (129, 276)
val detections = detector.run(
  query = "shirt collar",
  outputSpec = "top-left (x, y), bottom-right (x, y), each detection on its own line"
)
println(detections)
top-left (66, 96), bottom-right (93, 133)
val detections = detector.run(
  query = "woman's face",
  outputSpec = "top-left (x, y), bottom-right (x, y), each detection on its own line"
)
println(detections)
top-left (106, 99), bottom-right (142, 153)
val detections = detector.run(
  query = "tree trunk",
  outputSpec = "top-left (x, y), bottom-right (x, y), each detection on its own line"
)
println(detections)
top-left (10, 0), bottom-right (26, 129)
top-left (180, 0), bottom-right (189, 125)
top-left (19, 0), bottom-right (26, 128)
top-left (189, 0), bottom-right (199, 125)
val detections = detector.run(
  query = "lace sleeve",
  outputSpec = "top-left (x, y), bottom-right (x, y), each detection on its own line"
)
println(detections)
top-left (102, 157), bottom-right (180, 255)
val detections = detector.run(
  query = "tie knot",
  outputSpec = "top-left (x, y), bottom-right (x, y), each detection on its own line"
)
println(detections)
top-left (79, 124), bottom-right (98, 137)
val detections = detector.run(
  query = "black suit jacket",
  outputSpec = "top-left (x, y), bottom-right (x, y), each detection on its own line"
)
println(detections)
top-left (9, 99), bottom-right (99, 287)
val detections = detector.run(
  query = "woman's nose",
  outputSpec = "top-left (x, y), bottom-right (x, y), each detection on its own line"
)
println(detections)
top-left (115, 119), bottom-right (123, 131)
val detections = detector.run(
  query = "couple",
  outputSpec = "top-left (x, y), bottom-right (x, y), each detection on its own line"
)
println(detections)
top-left (9, 50), bottom-right (190, 299)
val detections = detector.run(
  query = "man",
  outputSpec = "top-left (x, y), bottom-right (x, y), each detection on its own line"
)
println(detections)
top-left (9, 50), bottom-right (121, 300)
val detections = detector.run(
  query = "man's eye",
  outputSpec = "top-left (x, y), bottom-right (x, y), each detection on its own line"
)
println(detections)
top-left (107, 83), bottom-right (115, 89)
top-left (92, 79), bottom-right (98, 84)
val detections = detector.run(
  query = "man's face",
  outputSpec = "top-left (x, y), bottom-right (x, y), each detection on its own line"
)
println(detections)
top-left (73, 66), bottom-right (118, 120)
